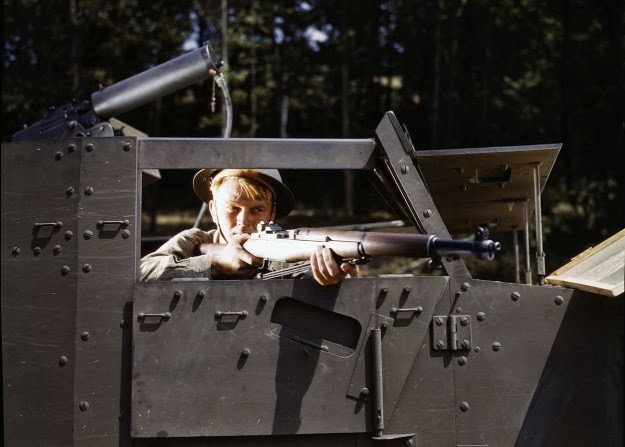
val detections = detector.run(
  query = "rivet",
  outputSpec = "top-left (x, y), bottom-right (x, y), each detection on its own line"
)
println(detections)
top-left (67, 143), bottom-right (76, 153)
top-left (555, 295), bottom-right (564, 305)
top-left (435, 340), bottom-right (445, 349)
top-left (511, 291), bottom-right (521, 301)
top-left (380, 287), bottom-right (389, 294)
top-left (119, 320), bottom-right (127, 329)
top-left (474, 346), bottom-right (481, 353)
top-left (173, 290), bottom-right (183, 299)
top-left (59, 355), bottom-right (69, 367)
top-left (459, 401), bottom-right (470, 412)
top-left (12, 247), bottom-right (21, 256)
top-left (33, 246), bottom-right (42, 255)
top-left (83, 230), bottom-right (93, 240)
top-left (461, 339), bottom-right (471, 349)
top-left (458, 356), bottom-right (467, 366)
top-left (84, 186), bottom-right (94, 196)
top-left (64, 230), bottom-right (73, 240)
top-left (85, 143), bottom-right (94, 152)
top-left (259, 295), bottom-right (268, 303)
top-left (80, 331), bottom-right (90, 341)
top-left (476, 311), bottom-right (486, 321)
top-left (66, 186), bottom-right (75, 196)
top-left (423, 209), bottom-right (432, 218)
top-left (122, 142), bottom-right (132, 152)
top-left (455, 307), bottom-right (462, 313)
top-left (79, 401), bottom-right (89, 411)
top-left (53, 245), bottom-right (62, 255)
top-left (360, 387), bottom-right (369, 396)
top-left (454, 291), bottom-right (461, 298)
top-left (241, 348), bottom-right (251, 357)
top-left (82, 264), bottom-right (92, 273)
top-left (460, 316), bottom-right (469, 326)
top-left (55, 151), bottom-right (63, 161)
top-left (435, 316), bottom-right (444, 326)
top-left (461, 282), bottom-right (470, 292)
top-left (402, 286), bottom-right (412, 294)
top-left (401, 165), bottom-right (410, 174)
top-left (61, 265), bottom-right (71, 275)
top-left (197, 290), bottom-right (206, 298)
top-left (492, 341), bottom-right (502, 351)
top-left (121, 229), bottom-right (131, 239)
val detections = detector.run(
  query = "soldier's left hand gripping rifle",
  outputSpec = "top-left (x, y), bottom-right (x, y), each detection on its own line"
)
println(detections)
top-left (244, 222), bottom-right (502, 278)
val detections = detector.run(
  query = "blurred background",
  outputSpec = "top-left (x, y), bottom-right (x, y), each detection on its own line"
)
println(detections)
top-left (3, 0), bottom-right (624, 281)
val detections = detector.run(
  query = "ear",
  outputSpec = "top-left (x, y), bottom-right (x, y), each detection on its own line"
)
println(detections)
top-left (208, 200), bottom-right (217, 223)
top-left (269, 202), bottom-right (277, 221)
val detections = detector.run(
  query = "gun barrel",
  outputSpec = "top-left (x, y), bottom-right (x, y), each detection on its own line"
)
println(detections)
top-left (91, 45), bottom-right (218, 118)
top-left (428, 237), bottom-right (502, 260)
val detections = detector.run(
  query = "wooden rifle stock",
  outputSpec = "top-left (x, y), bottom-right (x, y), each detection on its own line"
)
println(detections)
top-left (243, 223), bottom-right (501, 264)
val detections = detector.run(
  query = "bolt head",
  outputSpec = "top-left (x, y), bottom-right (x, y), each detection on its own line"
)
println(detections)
top-left (79, 401), bottom-right (89, 411)
top-left (59, 355), bottom-right (69, 367)
top-left (82, 264), bottom-right (92, 273)
top-left (555, 295), bottom-right (564, 305)
top-left (61, 265), bottom-right (71, 275)
top-left (511, 291), bottom-right (521, 301)
top-left (492, 341), bottom-right (502, 351)
top-left (461, 282), bottom-right (470, 291)
top-left (459, 401), bottom-right (470, 412)
top-left (12, 247), bottom-right (21, 256)
top-left (80, 331), bottom-right (90, 341)
top-left (476, 311), bottom-right (486, 321)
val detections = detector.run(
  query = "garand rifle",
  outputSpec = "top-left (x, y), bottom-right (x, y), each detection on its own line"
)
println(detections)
top-left (244, 222), bottom-right (502, 274)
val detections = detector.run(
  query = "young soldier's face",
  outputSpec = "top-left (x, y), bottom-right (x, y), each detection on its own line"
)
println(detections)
top-left (209, 177), bottom-right (275, 241)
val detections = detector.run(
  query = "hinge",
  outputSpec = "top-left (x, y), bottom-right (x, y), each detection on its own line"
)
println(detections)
top-left (432, 314), bottom-right (472, 351)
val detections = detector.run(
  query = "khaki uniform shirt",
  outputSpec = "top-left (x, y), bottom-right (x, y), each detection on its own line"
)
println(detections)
top-left (140, 228), bottom-right (308, 281)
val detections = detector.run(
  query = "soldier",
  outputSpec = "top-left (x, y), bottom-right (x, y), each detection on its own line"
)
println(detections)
top-left (141, 168), bottom-right (359, 285)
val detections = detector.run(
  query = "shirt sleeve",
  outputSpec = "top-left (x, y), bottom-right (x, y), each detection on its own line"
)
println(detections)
top-left (140, 229), bottom-right (214, 281)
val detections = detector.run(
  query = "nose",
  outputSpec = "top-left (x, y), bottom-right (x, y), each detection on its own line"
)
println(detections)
top-left (236, 208), bottom-right (251, 227)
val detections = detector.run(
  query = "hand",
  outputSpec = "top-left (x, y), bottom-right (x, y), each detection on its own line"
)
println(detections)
top-left (207, 234), bottom-right (265, 278)
top-left (310, 245), bottom-right (359, 286)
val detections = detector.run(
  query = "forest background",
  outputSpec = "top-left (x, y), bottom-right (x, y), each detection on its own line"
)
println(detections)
top-left (3, 0), bottom-right (624, 282)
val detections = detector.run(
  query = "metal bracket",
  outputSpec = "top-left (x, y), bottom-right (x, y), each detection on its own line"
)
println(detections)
top-left (432, 314), bottom-right (472, 351)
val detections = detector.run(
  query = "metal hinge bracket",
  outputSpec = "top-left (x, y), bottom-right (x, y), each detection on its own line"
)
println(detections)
top-left (432, 314), bottom-right (472, 351)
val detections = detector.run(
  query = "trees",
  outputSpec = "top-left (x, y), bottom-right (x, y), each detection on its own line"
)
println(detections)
top-left (3, 0), bottom-right (623, 273)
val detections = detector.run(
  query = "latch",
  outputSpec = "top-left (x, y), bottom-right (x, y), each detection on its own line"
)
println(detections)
top-left (432, 314), bottom-right (472, 351)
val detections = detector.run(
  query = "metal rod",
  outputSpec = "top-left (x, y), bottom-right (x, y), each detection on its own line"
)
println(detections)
top-left (533, 164), bottom-right (546, 284)
top-left (513, 228), bottom-right (521, 283)
top-left (523, 201), bottom-right (532, 285)
top-left (371, 328), bottom-right (384, 437)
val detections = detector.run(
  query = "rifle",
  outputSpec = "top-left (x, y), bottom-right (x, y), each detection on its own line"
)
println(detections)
top-left (244, 222), bottom-right (502, 270)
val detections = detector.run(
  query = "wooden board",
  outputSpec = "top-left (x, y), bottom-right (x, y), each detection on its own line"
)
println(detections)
top-left (545, 229), bottom-right (625, 297)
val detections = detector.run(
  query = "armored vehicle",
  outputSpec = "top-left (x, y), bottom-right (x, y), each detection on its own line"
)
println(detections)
top-left (2, 46), bottom-right (623, 447)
